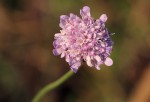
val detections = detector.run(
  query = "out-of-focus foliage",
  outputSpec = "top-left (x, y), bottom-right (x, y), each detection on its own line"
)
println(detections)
top-left (0, 0), bottom-right (150, 102)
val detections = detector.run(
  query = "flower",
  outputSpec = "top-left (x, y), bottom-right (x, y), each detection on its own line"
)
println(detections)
top-left (53, 6), bottom-right (114, 73)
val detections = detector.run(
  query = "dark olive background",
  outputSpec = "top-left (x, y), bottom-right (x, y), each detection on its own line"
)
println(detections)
top-left (0, 0), bottom-right (150, 102)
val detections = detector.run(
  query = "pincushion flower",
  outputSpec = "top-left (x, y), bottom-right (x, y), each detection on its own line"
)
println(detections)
top-left (53, 6), bottom-right (114, 73)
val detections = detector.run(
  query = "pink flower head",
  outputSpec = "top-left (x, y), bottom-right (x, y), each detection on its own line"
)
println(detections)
top-left (53, 6), bottom-right (114, 73)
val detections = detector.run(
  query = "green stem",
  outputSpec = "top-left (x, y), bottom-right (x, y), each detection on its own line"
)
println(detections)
top-left (32, 70), bottom-right (74, 102)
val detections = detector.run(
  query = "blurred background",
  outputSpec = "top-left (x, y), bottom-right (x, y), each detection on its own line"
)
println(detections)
top-left (0, 0), bottom-right (150, 102)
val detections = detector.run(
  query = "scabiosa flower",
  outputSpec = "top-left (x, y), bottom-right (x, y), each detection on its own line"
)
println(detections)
top-left (53, 6), bottom-right (114, 73)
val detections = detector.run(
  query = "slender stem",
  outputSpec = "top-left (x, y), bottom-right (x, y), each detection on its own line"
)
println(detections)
top-left (32, 70), bottom-right (74, 102)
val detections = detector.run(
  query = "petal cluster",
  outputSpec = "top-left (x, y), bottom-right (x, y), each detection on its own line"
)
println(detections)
top-left (53, 6), bottom-right (113, 73)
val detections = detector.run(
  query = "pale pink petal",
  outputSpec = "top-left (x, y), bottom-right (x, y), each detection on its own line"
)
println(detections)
top-left (86, 56), bottom-right (93, 67)
top-left (71, 62), bottom-right (81, 73)
top-left (95, 66), bottom-right (101, 70)
top-left (60, 52), bottom-right (65, 58)
top-left (104, 57), bottom-right (113, 66)
top-left (53, 40), bottom-right (57, 47)
top-left (59, 15), bottom-right (69, 28)
top-left (94, 55), bottom-right (101, 63)
top-left (65, 55), bottom-right (70, 62)
top-left (80, 6), bottom-right (91, 17)
top-left (53, 49), bottom-right (61, 56)
top-left (100, 14), bottom-right (107, 22)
